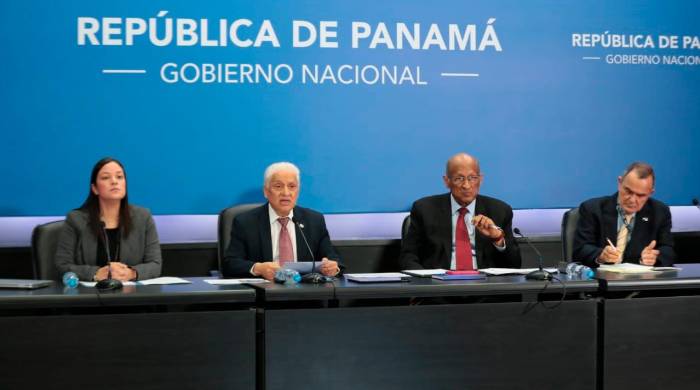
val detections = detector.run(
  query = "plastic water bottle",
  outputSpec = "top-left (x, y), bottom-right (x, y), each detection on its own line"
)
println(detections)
top-left (274, 269), bottom-right (301, 285)
top-left (62, 272), bottom-right (79, 288)
top-left (565, 262), bottom-right (595, 279)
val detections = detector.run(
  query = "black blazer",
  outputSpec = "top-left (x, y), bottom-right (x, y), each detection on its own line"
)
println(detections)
top-left (400, 193), bottom-right (521, 270)
top-left (222, 204), bottom-right (341, 277)
top-left (573, 193), bottom-right (675, 267)
top-left (55, 205), bottom-right (162, 281)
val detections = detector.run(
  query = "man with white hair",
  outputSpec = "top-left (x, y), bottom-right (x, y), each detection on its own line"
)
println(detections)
top-left (222, 162), bottom-right (341, 280)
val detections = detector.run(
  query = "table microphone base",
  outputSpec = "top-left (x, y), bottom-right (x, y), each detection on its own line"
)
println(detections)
top-left (301, 273), bottom-right (326, 284)
top-left (526, 269), bottom-right (553, 281)
top-left (96, 278), bottom-right (123, 291)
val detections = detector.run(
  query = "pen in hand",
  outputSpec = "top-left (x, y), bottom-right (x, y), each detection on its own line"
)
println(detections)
top-left (602, 237), bottom-right (622, 263)
top-left (606, 238), bottom-right (616, 250)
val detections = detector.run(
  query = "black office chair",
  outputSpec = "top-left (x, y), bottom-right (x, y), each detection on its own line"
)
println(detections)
top-left (561, 207), bottom-right (580, 262)
top-left (217, 203), bottom-right (263, 273)
top-left (30, 220), bottom-right (65, 280)
top-left (401, 215), bottom-right (411, 241)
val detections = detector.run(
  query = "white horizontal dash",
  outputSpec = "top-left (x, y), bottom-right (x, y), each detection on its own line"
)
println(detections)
top-left (102, 69), bottom-right (147, 74)
top-left (441, 73), bottom-right (480, 77)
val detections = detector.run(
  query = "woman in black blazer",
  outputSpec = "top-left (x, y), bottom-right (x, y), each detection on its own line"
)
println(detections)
top-left (55, 157), bottom-right (162, 281)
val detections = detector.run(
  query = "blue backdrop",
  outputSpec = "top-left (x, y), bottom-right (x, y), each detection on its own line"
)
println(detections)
top-left (1, 1), bottom-right (698, 216)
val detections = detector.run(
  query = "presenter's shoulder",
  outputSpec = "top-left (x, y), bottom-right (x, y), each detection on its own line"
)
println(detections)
top-left (65, 208), bottom-right (89, 225)
top-left (412, 193), bottom-right (450, 208)
top-left (477, 194), bottom-right (513, 210)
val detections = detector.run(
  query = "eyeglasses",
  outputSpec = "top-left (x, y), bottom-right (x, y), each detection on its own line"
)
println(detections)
top-left (449, 175), bottom-right (481, 185)
top-left (270, 182), bottom-right (298, 192)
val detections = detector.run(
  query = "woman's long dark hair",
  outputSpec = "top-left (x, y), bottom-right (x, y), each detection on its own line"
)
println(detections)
top-left (80, 157), bottom-right (132, 240)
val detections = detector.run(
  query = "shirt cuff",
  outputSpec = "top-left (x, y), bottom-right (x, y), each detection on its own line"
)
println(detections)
top-left (493, 241), bottom-right (507, 252)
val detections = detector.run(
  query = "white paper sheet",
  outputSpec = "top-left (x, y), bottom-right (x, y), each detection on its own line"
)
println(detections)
top-left (139, 277), bottom-right (191, 285)
top-left (479, 268), bottom-right (559, 276)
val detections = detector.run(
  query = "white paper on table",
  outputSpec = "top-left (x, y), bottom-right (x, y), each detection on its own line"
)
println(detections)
top-left (652, 266), bottom-right (682, 271)
top-left (79, 281), bottom-right (136, 287)
top-left (401, 269), bottom-right (447, 277)
top-left (598, 263), bottom-right (660, 274)
top-left (204, 278), bottom-right (269, 285)
top-left (283, 262), bottom-right (316, 273)
top-left (480, 268), bottom-right (559, 276)
top-left (139, 277), bottom-right (191, 285)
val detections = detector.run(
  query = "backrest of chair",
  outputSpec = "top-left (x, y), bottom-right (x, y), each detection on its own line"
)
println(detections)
top-left (401, 215), bottom-right (411, 242)
top-left (31, 220), bottom-right (65, 280)
top-left (217, 203), bottom-right (263, 272)
top-left (561, 208), bottom-right (580, 262)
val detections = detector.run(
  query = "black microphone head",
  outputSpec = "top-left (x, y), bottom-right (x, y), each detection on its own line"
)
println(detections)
top-left (693, 198), bottom-right (699, 206)
top-left (292, 216), bottom-right (304, 228)
top-left (513, 227), bottom-right (522, 235)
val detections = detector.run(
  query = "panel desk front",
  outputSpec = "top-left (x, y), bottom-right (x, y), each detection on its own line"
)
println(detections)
top-left (0, 277), bottom-right (256, 390)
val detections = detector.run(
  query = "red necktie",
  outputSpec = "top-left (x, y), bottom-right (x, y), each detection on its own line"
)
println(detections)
top-left (455, 207), bottom-right (474, 270)
top-left (278, 217), bottom-right (293, 265)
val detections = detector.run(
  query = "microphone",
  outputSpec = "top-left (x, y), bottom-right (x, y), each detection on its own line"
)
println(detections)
top-left (292, 216), bottom-right (325, 284)
top-left (513, 227), bottom-right (552, 281)
top-left (95, 222), bottom-right (123, 291)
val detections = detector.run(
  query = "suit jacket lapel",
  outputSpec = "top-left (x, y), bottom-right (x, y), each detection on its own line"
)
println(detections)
top-left (292, 207), bottom-right (311, 261)
top-left (81, 230), bottom-right (97, 265)
top-left (628, 201), bottom-right (651, 256)
top-left (438, 193), bottom-right (453, 268)
top-left (474, 196), bottom-right (487, 266)
top-left (602, 195), bottom-right (619, 247)
top-left (259, 205), bottom-right (273, 261)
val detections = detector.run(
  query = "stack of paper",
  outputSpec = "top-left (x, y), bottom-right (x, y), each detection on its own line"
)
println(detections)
top-left (401, 269), bottom-right (447, 277)
top-left (598, 263), bottom-right (681, 274)
top-left (345, 273), bottom-right (410, 283)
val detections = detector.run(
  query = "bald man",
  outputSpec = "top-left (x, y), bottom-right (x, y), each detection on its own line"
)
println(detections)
top-left (400, 153), bottom-right (521, 270)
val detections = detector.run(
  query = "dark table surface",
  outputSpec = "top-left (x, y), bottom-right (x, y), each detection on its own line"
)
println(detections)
top-left (596, 262), bottom-right (700, 291)
top-left (247, 271), bottom-right (598, 301)
top-left (0, 276), bottom-right (256, 309)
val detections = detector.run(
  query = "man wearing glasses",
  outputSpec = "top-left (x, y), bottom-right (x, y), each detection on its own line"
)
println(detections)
top-left (573, 162), bottom-right (675, 267)
top-left (400, 153), bottom-right (522, 271)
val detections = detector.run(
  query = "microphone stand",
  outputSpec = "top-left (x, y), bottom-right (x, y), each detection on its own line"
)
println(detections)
top-left (293, 218), bottom-right (325, 284)
top-left (514, 227), bottom-right (552, 281)
top-left (96, 224), bottom-right (123, 291)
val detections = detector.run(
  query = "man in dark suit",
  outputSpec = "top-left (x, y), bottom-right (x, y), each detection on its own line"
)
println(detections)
top-left (400, 153), bottom-right (521, 270)
top-left (573, 162), bottom-right (674, 267)
top-left (222, 162), bottom-right (341, 280)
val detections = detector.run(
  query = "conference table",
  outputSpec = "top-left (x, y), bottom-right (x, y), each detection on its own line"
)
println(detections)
top-left (254, 275), bottom-right (599, 390)
top-left (2, 267), bottom-right (699, 390)
top-left (597, 264), bottom-right (700, 390)
top-left (0, 277), bottom-right (257, 390)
